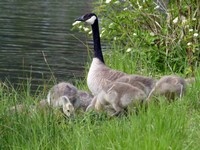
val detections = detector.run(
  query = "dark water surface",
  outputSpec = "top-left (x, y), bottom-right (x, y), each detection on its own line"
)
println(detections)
top-left (0, 0), bottom-right (93, 89)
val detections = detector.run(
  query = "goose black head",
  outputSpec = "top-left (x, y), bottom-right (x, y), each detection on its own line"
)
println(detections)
top-left (76, 13), bottom-right (97, 25)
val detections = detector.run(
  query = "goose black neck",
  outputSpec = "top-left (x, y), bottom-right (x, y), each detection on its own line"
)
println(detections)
top-left (91, 19), bottom-right (105, 63)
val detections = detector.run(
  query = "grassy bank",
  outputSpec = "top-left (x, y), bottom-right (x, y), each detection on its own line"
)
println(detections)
top-left (1, 0), bottom-right (200, 149)
top-left (0, 62), bottom-right (200, 149)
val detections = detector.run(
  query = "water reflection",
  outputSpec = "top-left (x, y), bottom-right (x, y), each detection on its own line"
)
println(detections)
top-left (0, 0), bottom-right (93, 89)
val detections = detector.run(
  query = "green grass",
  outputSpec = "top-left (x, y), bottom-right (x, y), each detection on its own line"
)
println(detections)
top-left (1, 1), bottom-right (199, 148)
top-left (1, 67), bottom-right (200, 150)
top-left (1, 44), bottom-right (200, 149)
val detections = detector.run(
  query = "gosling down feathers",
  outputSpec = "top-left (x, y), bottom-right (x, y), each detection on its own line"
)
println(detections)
top-left (76, 90), bottom-right (94, 111)
top-left (115, 75), bottom-right (156, 96)
top-left (146, 75), bottom-right (187, 102)
top-left (93, 82), bottom-right (147, 116)
top-left (47, 82), bottom-right (94, 112)
top-left (47, 82), bottom-right (80, 109)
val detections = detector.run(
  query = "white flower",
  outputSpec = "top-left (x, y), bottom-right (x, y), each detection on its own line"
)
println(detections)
top-left (123, 7), bottom-right (128, 11)
top-left (114, 1), bottom-right (119, 4)
top-left (187, 42), bottom-right (192, 46)
top-left (106, 0), bottom-right (112, 4)
top-left (72, 21), bottom-right (81, 26)
top-left (173, 17), bottom-right (178, 24)
top-left (101, 30), bottom-right (105, 34)
top-left (109, 23), bottom-right (114, 28)
top-left (192, 18), bottom-right (196, 21)
top-left (137, 1), bottom-right (142, 9)
top-left (193, 33), bottom-right (198, 37)
top-left (154, 5), bottom-right (160, 10)
top-left (88, 31), bottom-right (92, 35)
top-left (185, 25), bottom-right (189, 28)
top-left (126, 48), bottom-right (132, 52)
top-left (133, 33), bottom-right (137, 36)
top-left (189, 29), bottom-right (193, 32)
top-left (150, 32), bottom-right (155, 36)
top-left (83, 27), bottom-right (89, 32)
top-left (114, 37), bottom-right (117, 40)
top-left (181, 16), bottom-right (187, 24)
top-left (100, 30), bottom-right (105, 37)
top-left (78, 25), bottom-right (83, 29)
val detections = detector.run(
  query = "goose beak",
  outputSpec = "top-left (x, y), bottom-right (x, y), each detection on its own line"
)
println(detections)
top-left (75, 15), bottom-right (85, 22)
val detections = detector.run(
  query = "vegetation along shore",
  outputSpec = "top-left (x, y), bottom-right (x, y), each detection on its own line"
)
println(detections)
top-left (1, 0), bottom-right (199, 149)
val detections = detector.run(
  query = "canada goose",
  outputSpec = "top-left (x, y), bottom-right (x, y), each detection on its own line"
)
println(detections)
top-left (76, 13), bottom-right (127, 95)
top-left (146, 75), bottom-right (187, 102)
top-left (47, 82), bottom-right (80, 109)
top-left (76, 13), bottom-right (157, 96)
top-left (92, 82), bottom-right (146, 116)
top-left (76, 90), bottom-right (94, 111)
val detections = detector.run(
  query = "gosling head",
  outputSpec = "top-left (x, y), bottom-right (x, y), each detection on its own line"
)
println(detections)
top-left (60, 96), bottom-right (75, 117)
top-left (75, 13), bottom-right (97, 25)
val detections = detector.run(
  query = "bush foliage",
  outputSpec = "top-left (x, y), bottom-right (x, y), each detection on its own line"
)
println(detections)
top-left (74, 0), bottom-right (199, 75)
top-left (97, 0), bottom-right (199, 74)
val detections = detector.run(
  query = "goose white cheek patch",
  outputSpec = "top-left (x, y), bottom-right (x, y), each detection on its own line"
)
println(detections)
top-left (85, 16), bottom-right (97, 25)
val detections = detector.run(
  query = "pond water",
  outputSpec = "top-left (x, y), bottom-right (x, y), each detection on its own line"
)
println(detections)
top-left (0, 0), bottom-right (93, 89)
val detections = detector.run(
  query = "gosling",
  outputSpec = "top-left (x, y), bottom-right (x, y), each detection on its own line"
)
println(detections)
top-left (47, 82), bottom-right (80, 109)
top-left (93, 82), bottom-right (147, 116)
top-left (146, 75), bottom-right (187, 103)
top-left (115, 75), bottom-right (156, 96)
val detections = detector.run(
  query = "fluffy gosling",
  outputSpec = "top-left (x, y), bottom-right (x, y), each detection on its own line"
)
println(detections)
top-left (146, 75), bottom-right (187, 103)
top-left (90, 82), bottom-right (146, 116)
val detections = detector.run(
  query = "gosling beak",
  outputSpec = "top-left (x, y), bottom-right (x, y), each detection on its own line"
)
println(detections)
top-left (75, 15), bottom-right (85, 22)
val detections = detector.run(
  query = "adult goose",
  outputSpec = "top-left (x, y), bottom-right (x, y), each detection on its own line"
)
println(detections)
top-left (76, 13), bottom-right (142, 95)
top-left (76, 13), bottom-right (156, 96)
